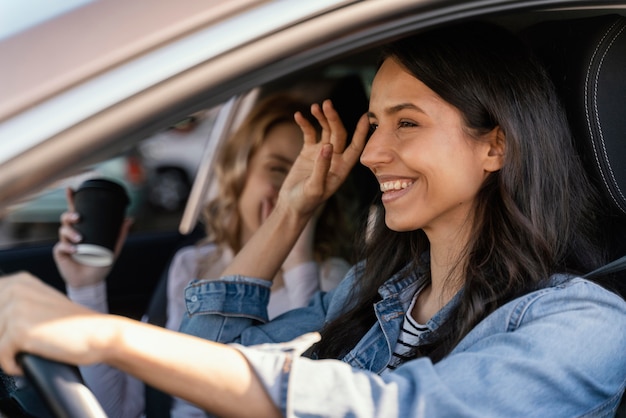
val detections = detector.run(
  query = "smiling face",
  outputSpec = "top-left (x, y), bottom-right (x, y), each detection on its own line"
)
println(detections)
top-left (237, 121), bottom-right (304, 244)
top-left (360, 58), bottom-right (502, 244)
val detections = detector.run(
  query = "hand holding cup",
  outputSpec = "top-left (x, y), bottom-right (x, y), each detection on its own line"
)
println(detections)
top-left (70, 178), bottom-right (130, 267)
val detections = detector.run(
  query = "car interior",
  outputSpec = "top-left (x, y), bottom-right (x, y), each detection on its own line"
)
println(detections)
top-left (0, 5), bottom-right (624, 418)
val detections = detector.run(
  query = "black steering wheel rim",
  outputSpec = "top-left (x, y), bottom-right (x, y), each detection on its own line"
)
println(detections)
top-left (15, 354), bottom-right (107, 418)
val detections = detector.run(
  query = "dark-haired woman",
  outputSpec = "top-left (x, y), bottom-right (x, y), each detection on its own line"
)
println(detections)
top-left (0, 22), bottom-right (623, 418)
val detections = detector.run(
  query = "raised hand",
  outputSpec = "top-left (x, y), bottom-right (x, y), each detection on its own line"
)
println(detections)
top-left (53, 187), bottom-right (132, 288)
top-left (277, 99), bottom-right (369, 218)
top-left (220, 100), bottom-right (368, 281)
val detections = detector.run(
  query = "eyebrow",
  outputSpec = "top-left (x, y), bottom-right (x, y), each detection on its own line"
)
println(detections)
top-left (367, 102), bottom-right (426, 118)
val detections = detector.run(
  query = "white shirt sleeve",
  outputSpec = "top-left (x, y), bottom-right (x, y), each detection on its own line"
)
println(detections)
top-left (281, 261), bottom-right (321, 310)
top-left (164, 246), bottom-right (198, 332)
top-left (67, 282), bottom-right (145, 418)
top-left (268, 257), bottom-right (352, 319)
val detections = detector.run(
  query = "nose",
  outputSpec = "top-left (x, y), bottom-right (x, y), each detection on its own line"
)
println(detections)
top-left (360, 128), bottom-right (393, 171)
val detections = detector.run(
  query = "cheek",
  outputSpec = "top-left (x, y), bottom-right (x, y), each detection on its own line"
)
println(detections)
top-left (262, 173), bottom-right (285, 194)
top-left (237, 186), bottom-right (255, 218)
top-left (436, 159), bottom-right (486, 203)
top-left (241, 175), bottom-right (279, 207)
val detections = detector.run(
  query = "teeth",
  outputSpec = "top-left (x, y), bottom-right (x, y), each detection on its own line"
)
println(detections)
top-left (380, 180), bottom-right (413, 192)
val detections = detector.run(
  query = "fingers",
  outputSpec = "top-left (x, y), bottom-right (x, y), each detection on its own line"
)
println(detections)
top-left (343, 113), bottom-right (370, 165)
top-left (294, 111), bottom-right (318, 145)
top-left (298, 100), bottom-right (357, 154)
top-left (310, 103), bottom-right (331, 144)
top-left (307, 144), bottom-right (333, 200)
top-left (0, 340), bottom-right (22, 376)
top-left (321, 100), bottom-right (348, 152)
top-left (309, 100), bottom-right (347, 151)
top-left (0, 273), bottom-right (104, 373)
top-left (0, 273), bottom-right (39, 375)
top-left (288, 100), bottom-right (366, 211)
top-left (59, 212), bottom-right (81, 242)
top-left (54, 211), bottom-right (81, 262)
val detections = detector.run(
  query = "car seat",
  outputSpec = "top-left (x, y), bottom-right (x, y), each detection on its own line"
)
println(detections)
top-left (523, 13), bottom-right (626, 416)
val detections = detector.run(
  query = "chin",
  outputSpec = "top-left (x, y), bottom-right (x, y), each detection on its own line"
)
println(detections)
top-left (384, 215), bottom-right (420, 233)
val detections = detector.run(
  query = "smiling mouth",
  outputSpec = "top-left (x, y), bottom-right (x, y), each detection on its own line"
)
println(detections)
top-left (379, 180), bottom-right (413, 192)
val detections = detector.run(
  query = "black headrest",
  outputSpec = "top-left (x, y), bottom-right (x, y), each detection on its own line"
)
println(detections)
top-left (524, 15), bottom-right (626, 217)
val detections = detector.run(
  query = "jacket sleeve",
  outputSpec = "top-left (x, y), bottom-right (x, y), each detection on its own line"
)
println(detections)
top-left (178, 265), bottom-right (358, 346)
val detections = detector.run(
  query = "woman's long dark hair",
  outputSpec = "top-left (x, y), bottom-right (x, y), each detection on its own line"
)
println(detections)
top-left (311, 22), bottom-right (606, 362)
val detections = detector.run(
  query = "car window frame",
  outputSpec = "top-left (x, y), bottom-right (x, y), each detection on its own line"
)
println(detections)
top-left (0, 0), bottom-right (613, 217)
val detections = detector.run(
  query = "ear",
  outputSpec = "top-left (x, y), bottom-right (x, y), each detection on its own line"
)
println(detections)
top-left (483, 126), bottom-right (505, 173)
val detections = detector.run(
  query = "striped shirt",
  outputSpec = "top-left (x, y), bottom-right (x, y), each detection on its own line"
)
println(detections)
top-left (384, 287), bottom-right (429, 373)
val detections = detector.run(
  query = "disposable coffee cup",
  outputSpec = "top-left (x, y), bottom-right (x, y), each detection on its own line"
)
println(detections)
top-left (71, 178), bottom-right (130, 267)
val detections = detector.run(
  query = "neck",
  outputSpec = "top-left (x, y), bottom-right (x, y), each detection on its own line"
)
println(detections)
top-left (411, 245), bottom-right (465, 324)
top-left (427, 227), bottom-right (470, 294)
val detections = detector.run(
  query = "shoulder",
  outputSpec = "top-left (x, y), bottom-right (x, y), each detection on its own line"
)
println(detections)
top-left (169, 243), bottom-right (229, 284)
top-left (458, 275), bottom-right (626, 354)
top-left (171, 242), bottom-right (219, 263)
top-left (510, 275), bottom-right (626, 326)
top-left (467, 276), bottom-right (626, 411)
top-left (482, 275), bottom-right (626, 359)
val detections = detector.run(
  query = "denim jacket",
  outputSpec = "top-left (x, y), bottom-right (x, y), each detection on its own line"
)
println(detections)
top-left (180, 263), bottom-right (626, 417)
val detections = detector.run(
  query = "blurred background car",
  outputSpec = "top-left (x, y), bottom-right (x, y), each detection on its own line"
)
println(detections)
top-left (139, 109), bottom-right (217, 212)
top-left (0, 151), bottom-right (147, 241)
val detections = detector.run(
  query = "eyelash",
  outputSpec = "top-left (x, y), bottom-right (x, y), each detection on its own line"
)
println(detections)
top-left (368, 120), bottom-right (417, 132)
top-left (399, 120), bottom-right (417, 128)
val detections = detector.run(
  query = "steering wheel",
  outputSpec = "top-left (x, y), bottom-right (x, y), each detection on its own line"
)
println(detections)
top-left (0, 354), bottom-right (107, 418)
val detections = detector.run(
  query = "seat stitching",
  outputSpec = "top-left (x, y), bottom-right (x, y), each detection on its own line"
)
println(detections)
top-left (585, 19), bottom-right (626, 210)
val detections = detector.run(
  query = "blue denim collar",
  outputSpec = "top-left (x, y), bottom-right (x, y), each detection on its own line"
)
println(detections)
top-left (376, 254), bottom-right (463, 330)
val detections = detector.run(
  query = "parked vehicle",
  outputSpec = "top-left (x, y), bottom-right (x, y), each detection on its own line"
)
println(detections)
top-left (0, 0), bottom-right (624, 417)
top-left (138, 110), bottom-right (217, 212)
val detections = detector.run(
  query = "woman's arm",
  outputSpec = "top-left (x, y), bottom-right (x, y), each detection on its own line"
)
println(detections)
top-left (0, 272), bottom-right (279, 418)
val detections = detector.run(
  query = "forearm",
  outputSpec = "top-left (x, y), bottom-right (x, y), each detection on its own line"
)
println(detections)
top-left (104, 316), bottom-right (281, 418)
top-left (222, 204), bottom-right (309, 281)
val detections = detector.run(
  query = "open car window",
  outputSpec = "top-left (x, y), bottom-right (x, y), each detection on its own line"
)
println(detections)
top-left (0, 107), bottom-right (220, 248)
